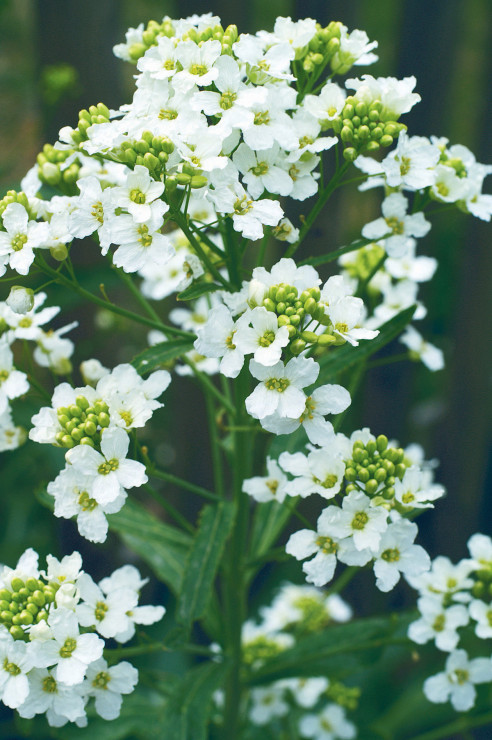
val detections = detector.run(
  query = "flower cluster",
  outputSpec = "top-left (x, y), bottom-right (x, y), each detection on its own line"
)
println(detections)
top-left (240, 583), bottom-right (357, 738)
top-left (408, 533), bottom-right (492, 711)
top-left (243, 432), bottom-right (439, 591)
top-left (29, 363), bottom-right (170, 541)
top-left (0, 549), bottom-right (164, 726)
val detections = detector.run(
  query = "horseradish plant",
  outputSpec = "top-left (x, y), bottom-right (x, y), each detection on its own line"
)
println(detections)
top-left (0, 11), bottom-right (491, 739)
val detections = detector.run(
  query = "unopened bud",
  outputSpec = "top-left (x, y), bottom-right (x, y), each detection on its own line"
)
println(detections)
top-left (6, 287), bottom-right (34, 315)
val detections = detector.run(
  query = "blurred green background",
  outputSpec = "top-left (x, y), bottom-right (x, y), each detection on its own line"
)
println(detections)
top-left (0, 1), bottom-right (491, 736)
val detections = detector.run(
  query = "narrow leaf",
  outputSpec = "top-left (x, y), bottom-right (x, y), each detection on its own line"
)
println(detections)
top-left (300, 237), bottom-right (376, 267)
top-left (249, 500), bottom-right (293, 563)
top-left (248, 614), bottom-right (410, 685)
top-left (319, 305), bottom-right (416, 381)
top-left (109, 499), bottom-right (192, 595)
top-left (131, 338), bottom-right (194, 375)
top-left (177, 281), bottom-right (221, 301)
top-left (158, 662), bottom-right (227, 740)
top-left (177, 501), bottom-right (235, 626)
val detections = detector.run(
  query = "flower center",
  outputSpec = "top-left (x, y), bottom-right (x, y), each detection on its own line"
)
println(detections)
top-left (18, 317), bottom-right (32, 328)
top-left (78, 490), bottom-right (98, 512)
top-left (351, 511), bottom-right (369, 530)
top-left (137, 224), bottom-right (153, 247)
top-left (432, 614), bottom-right (445, 632)
top-left (234, 196), bottom-right (253, 215)
top-left (92, 670), bottom-right (111, 690)
top-left (315, 536), bottom-right (338, 554)
top-left (159, 108), bottom-right (178, 120)
top-left (220, 92), bottom-right (237, 110)
top-left (259, 330), bottom-right (276, 347)
top-left (452, 668), bottom-right (469, 685)
top-left (11, 233), bottom-right (28, 252)
top-left (254, 111), bottom-right (270, 126)
top-left (95, 600), bottom-right (108, 621)
top-left (299, 135), bottom-right (314, 148)
top-left (225, 332), bottom-right (236, 350)
top-left (97, 458), bottom-right (119, 475)
top-left (381, 548), bottom-right (400, 562)
top-left (91, 202), bottom-right (104, 223)
top-left (3, 659), bottom-right (20, 676)
top-left (399, 156), bottom-right (411, 176)
top-left (0, 370), bottom-right (9, 383)
top-left (130, 188), bottom-right (146, 204)
top-left (265, 377), bottom-right (290, 392)
top-left (60, 637), bottom-right (77, 658)
top-left (436, 182), bottom-right (449, 197)
top-left (385, 216), bottom-right (405, 235)
top-left (266, 479), bottom-right (278, 495)
top-left (189, 63), bottom-right (208, 76)
top-left (42, 675), bottom-right (57, 693)
top-left (251, 162), bottom-right (269, 176)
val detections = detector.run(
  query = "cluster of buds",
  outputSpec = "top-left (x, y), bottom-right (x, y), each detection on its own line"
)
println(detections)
top-left (0, 577), bottom-right (59, 639)
top-left (113, 131), bottom-right (174, 177)
top-left (332, 98), bottom-right (406, 161)
top-left (299, 21), bottom-right (343, 72)
top-left (127, 19), bottom-right (238, 63)
top-left (253, 283), bottom-right (336, 356)
top-left (470, 563), bottom-right (492, 601)
top-left (55, 396), bottom-right (110, 450)
top-left (36, 143), bottom-right (80, 192)
top-left (69, 103), bottom-right (111, 147)
top-left (0, 190), bottom-right (33, 222)
top-left (344, 434), bottom-right (407, 501)
top-left (326, 681), bottom-right (361, 711)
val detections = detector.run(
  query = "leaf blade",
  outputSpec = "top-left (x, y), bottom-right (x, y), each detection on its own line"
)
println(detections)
top-left (131, 338), bottom-right (195, 375)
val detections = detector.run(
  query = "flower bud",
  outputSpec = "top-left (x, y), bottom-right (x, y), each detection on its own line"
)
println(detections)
top-left (6, 286), bottom-right (35, 315)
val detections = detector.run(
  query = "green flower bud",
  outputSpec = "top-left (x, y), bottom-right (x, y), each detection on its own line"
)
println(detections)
top-left (9, 625), bottom-right (25, 640)
top-left (50, 244), bottom-right (69, 261)
top-left (71, 428), bottom-right (84, 442)
top-left (176, 173), bottom-right (191, 185)
top-left (290, 339), bottom-right (307, 355)
top-left (80, 437), bottom-right (95, 447)
top-left (0, 601), bottom-right (9, 611)
top-left (263, 298), bottom-right (276, 312)
top-left (471, 582), bottom-right (485, 599)
top-left (365, 479), bottom-right (379, 495)
top-left (19, 610), bottom-right (33, 626)
top-left (367, 464), bottom-right (377, 476)
top-left (276, 302), bottom-right (286, 314)
top-left (341, 126), bottom-right (353, 143)
top-left (98, 412), bottom-right (110, 427)
top-left (304, 297), bottom-right (317, 315)
top-left (84, 420), bottom-right (97, 436)
top-left (358, 125), bottom-right (370, 140)
top-left (191, 175), bottom-right (208, 189)
top-left (0, 589), bottom-right (11, 601)
top-left (36, 610), bottom-right (48, 623)
top-left (359, 469), bottom-right (370, 483)
top-left (345, 483), bottom-right (357, 494)
top-left (343, 147), bottom-right (358, 162)
top-left (86, 413), bottom-right (98, 424)
top-left (317, 333), bottom-right (337, 346)
top-left (375, 468), bottom-right (387, 483)
top-left (395, 463), bottom-right (407, 479)
top-left (61, 435), bottom-right (75, 448)
top-left (1, 611), bottom-right (14, 623)
top-left (353, 448), bottom-right (365, 463)
top-left (286, 325), bottom-right (297, 338)
top-left (345, 467), bottom-right (357, 482)
top-left (376, 435), bottom-right (388, 452)
top-left (300, 331), bottom-right (319, 344)
top-left (11, 578), bottom-right (24, 593)
top-left (31, 590), bottom-right (45, 607)
top-left (380, 134), bottom-right (393, 148)
top-left (277, 314), bottom-right (290, 327)
top-left (143, 152), bottom-right (160, 171)
top-left (289, 314), bottom-right (301, 327)
top-left (366, 440), bottom-right (377, 455)
top-left (383, 486), bottom-right (395, 499)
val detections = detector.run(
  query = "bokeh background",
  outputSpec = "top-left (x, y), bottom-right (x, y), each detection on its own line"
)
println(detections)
top-left (0, 0), bottom-right (491, 737)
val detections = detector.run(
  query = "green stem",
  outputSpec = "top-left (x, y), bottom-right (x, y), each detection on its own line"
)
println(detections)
top-left (299, 237), bottom-right (379, 268)
top-left (407, 711), bottom-right (492, 740)
top-left (143, 483), bottom-right (194, 534)
top-left (171, 209), bottom-right (230, 289)
top-left (356, 253), bottom-right (387, 298)
top-left (149, 467), bottom-right (220, 502)
top-left (367, 352), bottom-right (411, 370)
top-left (35, 256), bottom-right (192, 338)
top-left (285, 161), bottom-right (351, 258)
top-left (326, 566), bottom-right (358, 595)
top-left (204, 392), bottom-right (225, 500)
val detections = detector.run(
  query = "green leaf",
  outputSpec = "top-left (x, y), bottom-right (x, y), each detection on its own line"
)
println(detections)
top-left (109, 499), bottom-right (192, 595)
top-left (177, 501), bottom-right (236, 626)
top-left (319, 305), bottom-right (416, 381)
top-left (51, 689), bottom-right (167, 740)
top-left (177, 281), bottom-right (221, 301)
top-left (158, 662), bottom-right (227, 740)
top-left (249, 499), bottom-right (293, 563)
top-left (248, 614), bottom-right (411, 685)
top-left (300, 237), bottom-right (376, 267)
top-left (131, 338), bottom-right (195, 375)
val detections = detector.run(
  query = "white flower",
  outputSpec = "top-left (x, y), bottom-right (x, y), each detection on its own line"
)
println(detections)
top-left (279, 447), bottom-right (345, 500)
top-left (331, 26), bottom-right (378, 74)
top-left (423, 650), bottom-right (492, 711)
top-left (261, 384), bottom-right (350, 444)
top-left (408, 597), bottom-right (469, 651)
top-left (249, 683), bottom-right (289, 726)
top-left (194, 305), bottom-right (246, 378)
top-left (111, 213), bottom-right (174, 272)
top-left (76, 573), bottom-right (138, 639)
top-left (327, 296), bottom-right (378, 346)
top-left (362, 192), bottom-right (431, 258)
top-left (320, 491), bottom-right (389, 553)
top-left (466, 533), bottom-right (492, 571)
top-left (373, 519), bottom-right (430, 592)
top-left (285, 676), bottom-right (329, 708)
top-left (406, 556), bottom-right (474, 605)
top-left (68, 177), bottom-right (115, 253)
top-left (0, 636), bottom-right (33, 708)
top-left (469, 599), bottom-right (492, 640)
top-left (173, 39), bottom-right (222, 92)
top-left (246, 356), bottom-right (319, 420)
top-left (112, 165), bottom-right (165, 224)
top-left (242, 456), bottom-right (289, 503)
top-left (29, 608), bottom-right (104, 685)
top-left (17, 668), bottom-right (86, 722)
top-left (235, 307), bottom-right (290, 366)
top-left (66, 427), bottom-right (147, 505)
top-left (346, 75), bottom-right (421, 121)
top-left (0, 339), bottom-right (29, 414)
top-left (304, 82), bottom-right (346, 126)
top-left (85, 658), bottom-right (138, 720)
top-left (394, 466), bottom-right (445, 508)
top-left (6, 286), bottom-right (34, 314)
top-left (299, 703), bottom-right (356, 739)
top-left (0, 203), bottom-right (49, 275)
top-left (210, 182), bottom-right (283, 241)
top-left (381, 131), bottom-right (440, 189)
top-left (233, 143), bottom-right (293, 199)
